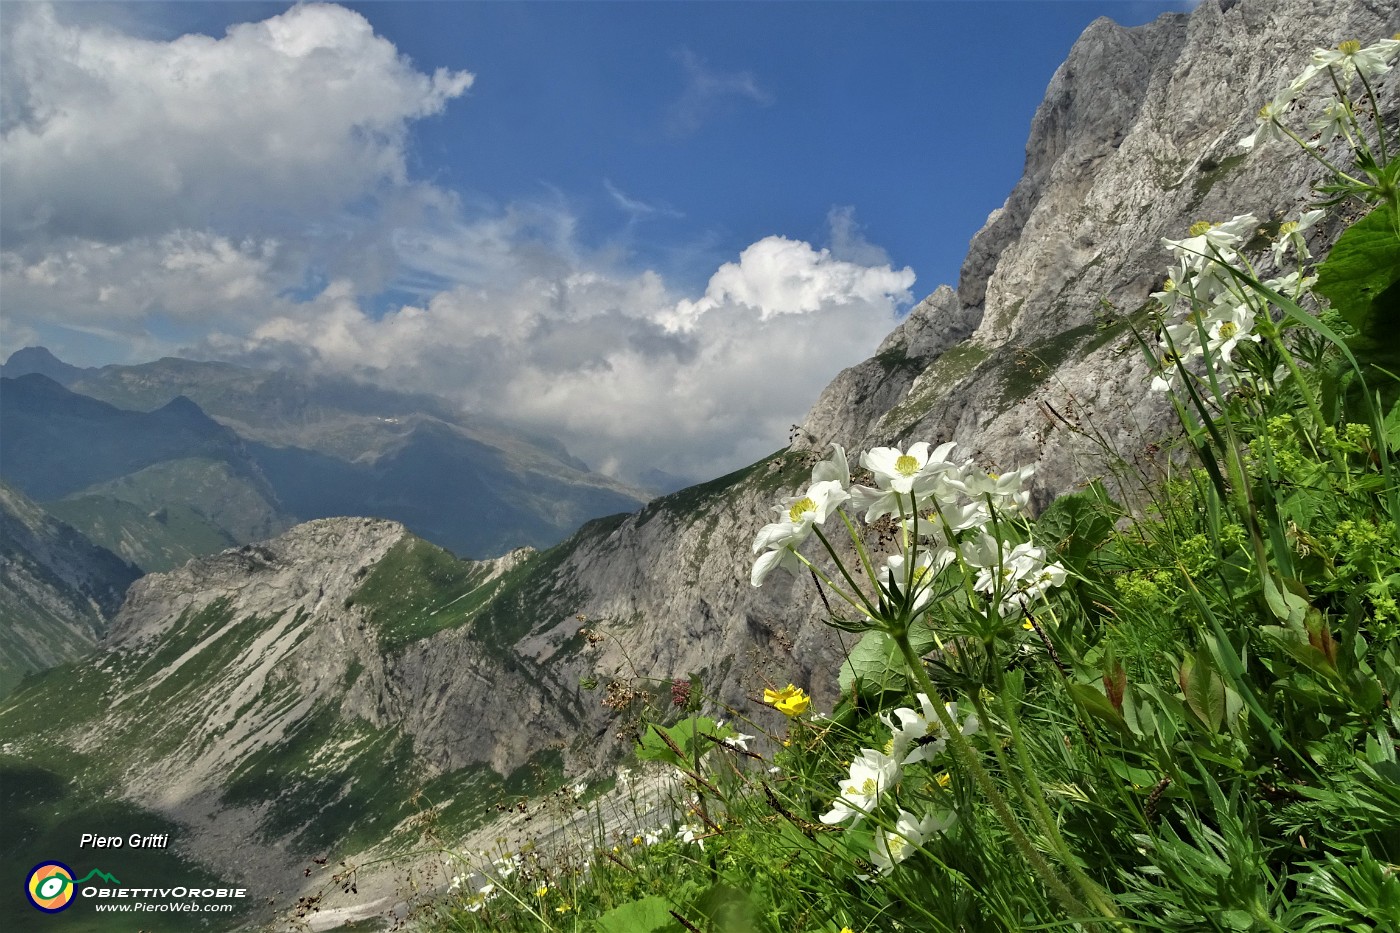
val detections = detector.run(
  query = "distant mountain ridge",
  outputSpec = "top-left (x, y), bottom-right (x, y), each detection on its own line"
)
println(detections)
top-left (0, 352), bottom-right (650, 560)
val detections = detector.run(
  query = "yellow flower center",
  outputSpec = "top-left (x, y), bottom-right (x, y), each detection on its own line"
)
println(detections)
top-left (1188, 220), bottom-right (1213, 237)
top-left (1161, 351), bottom-right (1180, 365)
top-left (788, 497), bottom-right (816, 522)
top-left (1338, 39), bottom-right (1361, 56)
top-left (860, 777), bottom-right (877, 795)
top-left (1162, 277), bottom-right (1177, 292)
top-left (887, 835), bottom-right (908, 858)
top-left (883, 739), bottom-right (895, 754)
top-left (1278, 221), bottom-right (1299, 236)
top-left (1218, 321), bottom-right (1239, 340)
top-left (895, 454), bottom-right (920, 476)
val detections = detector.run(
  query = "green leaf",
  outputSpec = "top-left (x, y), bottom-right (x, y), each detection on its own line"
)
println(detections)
top-left (1263, 575), bottom-right (1308, 626)
top-left (1035, 480), bottom-right (1119, 572)
top-left (1179, 649), bottom-right (1226, 733)
top-left (636, 717), bottom-right (724, 767)
top-left (838, 622), bottom-right (935, 699)
top-left (1068, 682), bottom-right (1128, 734)
top-left (1316, 203), bottom-right (1400, 334)
top-left (594, 896), bottom-right (684, 933)
top-left (1316, 203), bottom-right (1400, 393)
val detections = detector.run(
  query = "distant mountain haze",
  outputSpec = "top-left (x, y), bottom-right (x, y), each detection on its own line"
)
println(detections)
top-left (0, 352), bottom-right (651, 560)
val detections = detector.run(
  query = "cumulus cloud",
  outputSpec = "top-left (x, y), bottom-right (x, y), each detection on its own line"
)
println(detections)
top-left (665, 48), bottom-right (773, 138)
top-left (0, 2), bottom-right (917, 487)
top-left (228, 217), bottom-right (915, 483)
top-left (0, 2), bottom-right (472, 244)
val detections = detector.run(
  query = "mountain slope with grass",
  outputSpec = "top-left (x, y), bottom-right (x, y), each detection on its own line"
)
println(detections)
top-left (0, 480), bottom-right (141, 696)
top-left (0, 517), bottom-right (573, 924)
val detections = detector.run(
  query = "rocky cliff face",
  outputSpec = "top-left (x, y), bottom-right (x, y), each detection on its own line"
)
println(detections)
top-left (805, 0), bottom-right (1399, 500)
top-left (502, 0), bottom-right (1400, 771)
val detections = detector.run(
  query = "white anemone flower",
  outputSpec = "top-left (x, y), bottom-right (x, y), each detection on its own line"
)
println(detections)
top-left (750, 479), bottom-right (850, 586)
top-left (967, 464), bottom-right (1036, 514)
top-left (820, 748), bottom-right (901, 827)
top-left (861, 442), bottom-right (960, 495)
top-left (678, 823), bottom-right (706, 848)
top-left (869, 808), bottom-right (957, 875)
top-left (1238, 96), bottom-right (1293, 151)
top-left (964, 534), bottom-right (1066, 615)
top-left (881, 694), bottom-right (979, 766)
top-left (1309, 97), bottom-right (1356, 146)
top-left (1205, 301), bottom-right (1261, 363)
top-left (1162, 215), bottom-right (1259, 271)
top-left (1271, 210), bottom-right (1325, 266)
top-left (1312, 39), bottom-right (1391, 83)
top-left (750, 545), bottom-right (804, 587)
top-left (882, 548), bottom-right (954, 615)
top-left (810, 443), bottom-right (851, 489)
top-left (753, 480), bottom-right (850, 552)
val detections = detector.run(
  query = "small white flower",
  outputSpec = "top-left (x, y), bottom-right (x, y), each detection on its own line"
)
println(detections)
top-left (1162, 215), bottom-right (1258, 272)
top-left (869, 808), bottom-right (957, 875)
top-left (1309, 97), bottom-right (1356, 146)
top-left (882, 548), bottom-right (953, 616)
top-left (820, 748), bottom-right (901, 827)
top-left (861, 442), bottom-right (961, 496)
top-left (1204, 301), bottom-right (1261, 363)
top-left (678, 823), bottom-right (706, 848)
top-left (966, 464), bottom-right (1036, 514)
top-left (1312, 39), bottom-right (1391, 83)
top-left (1238, 95), bottom-right (1293, 151)
top-left (810, 443), bottom-right (851, 489)
top-left (572, 782), bottom-right (587, 795)
top-left (881, 694), bottom-right (980, 766)
top-left (1271, 209), bottom-right (1325, 266)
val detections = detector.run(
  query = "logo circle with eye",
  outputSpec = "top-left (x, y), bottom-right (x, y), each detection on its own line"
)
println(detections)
top-left (27, 862), bottom-right (76, 913)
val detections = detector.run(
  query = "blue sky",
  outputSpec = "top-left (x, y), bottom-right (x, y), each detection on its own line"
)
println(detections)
top-left (0, 0), bottom-right (1193, 483)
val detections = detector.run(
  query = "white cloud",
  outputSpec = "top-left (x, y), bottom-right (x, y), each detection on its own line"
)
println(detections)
top-left (0, 3), bottom-right (917, 486)
top-left (665, 48), bottom-right (773, 138)
top-left (231, 217), bottom-right (915, 483)
top-left (1, 231), bottom-right (293, 328)
top-left (0, 2), bottom-right (472, 244)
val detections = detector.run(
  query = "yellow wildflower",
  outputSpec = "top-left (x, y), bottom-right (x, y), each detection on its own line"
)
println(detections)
top-left (534, 885), bottom-right (549, 898)
top-left (764, 683), bottom-right (811, 717)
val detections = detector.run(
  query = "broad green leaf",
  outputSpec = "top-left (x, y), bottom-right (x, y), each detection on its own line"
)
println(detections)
top-left (1068, 682), bottom-right (1128, 734)
top-left (1262, 575), bottom-right (1308, 626)
top-left (1316, 203), bottom-right (1400, 334)
top-left (838, 622), bottom-right (936, 698)
top-left (636, 716), bottom-right (724, 767)
top-left (1179, 649), bottom-right (1226, 733)
top-left (1035, 480), bottom-right (1119, 572)
top-left (1316, 203), bottom-right (1400, 396)
top-left (594, 896), bottom-right (684, 933)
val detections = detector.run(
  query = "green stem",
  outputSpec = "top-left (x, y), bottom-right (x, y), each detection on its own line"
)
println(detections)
top-left (992, 672), bottom-right (1126, 923)
top-left (811, 526), bottom-right (880, 619)
top-left (888, 629), bottom-right (1097, 923)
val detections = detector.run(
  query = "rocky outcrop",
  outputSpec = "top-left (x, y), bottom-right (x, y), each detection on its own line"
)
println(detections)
top-left (802, 0), bottom-right (1399, 505)
top-left (514, 0), bottom-right (1400, 769)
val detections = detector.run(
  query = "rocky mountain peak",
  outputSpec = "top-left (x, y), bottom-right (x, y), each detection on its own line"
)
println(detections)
top-left (107, 516), bottom-right (409, 647)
